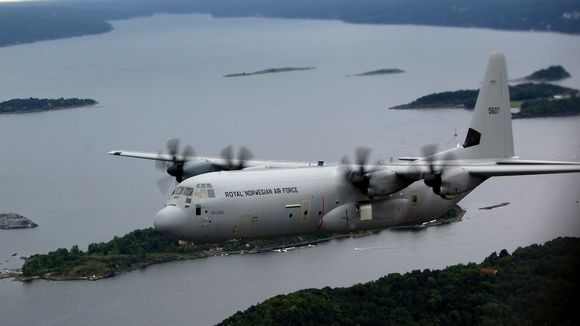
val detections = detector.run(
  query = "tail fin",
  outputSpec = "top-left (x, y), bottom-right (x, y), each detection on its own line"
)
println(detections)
top-left (462, 53), bottom-right (515, 159)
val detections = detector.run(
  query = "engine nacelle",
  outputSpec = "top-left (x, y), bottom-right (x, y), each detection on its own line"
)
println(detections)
top-left (183, 161), bottom-right (218, 179)
top-left (367, 169), bottom-right (411, 198)
top-left (439, 168), bottom-right (483, 197)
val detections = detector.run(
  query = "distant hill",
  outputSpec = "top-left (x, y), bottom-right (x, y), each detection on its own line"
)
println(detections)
top-left (516, 65), bottom-right (572, 82)
top-left (220, 237), bottom-right (580, 325)
top-left (1, 0), bottom-right (580, 48)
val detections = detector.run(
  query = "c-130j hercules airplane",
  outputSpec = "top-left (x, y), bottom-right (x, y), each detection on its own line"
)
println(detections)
top-left (110, 54), bottom-right (580, 243)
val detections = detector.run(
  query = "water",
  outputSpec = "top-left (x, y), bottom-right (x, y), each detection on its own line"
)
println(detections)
top-left (1, 14), bottom-right (579, 325)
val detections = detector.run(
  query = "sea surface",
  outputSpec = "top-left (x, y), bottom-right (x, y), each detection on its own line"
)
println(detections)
top-left (0, 14), bottom-right (579, 325)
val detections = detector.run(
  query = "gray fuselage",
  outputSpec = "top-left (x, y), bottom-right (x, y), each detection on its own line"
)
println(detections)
top-left (153, 166), bottom-right (467, 243)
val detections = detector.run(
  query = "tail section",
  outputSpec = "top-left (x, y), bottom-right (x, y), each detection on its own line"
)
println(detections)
top-left (461, 53), bottom-right (514, 159)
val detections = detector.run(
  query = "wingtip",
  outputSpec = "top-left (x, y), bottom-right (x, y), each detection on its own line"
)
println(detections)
top-left (108, 151), bottom-right (122, 156)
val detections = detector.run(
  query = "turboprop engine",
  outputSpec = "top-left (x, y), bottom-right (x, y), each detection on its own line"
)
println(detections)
top-left (366, 169), bottom-right (412, 198)
top-left (155, 139), bottom-right (253, 193)
top-left (438, 168), bottom-right (484, 198)
top-left (341, 147), bottom-right (411, 198)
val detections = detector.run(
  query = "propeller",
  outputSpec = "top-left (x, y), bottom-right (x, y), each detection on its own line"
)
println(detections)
top-left (155, 138), bottom-right (195, 192)
top-left (341, 147), bottom-right (374, 195)
top-left (420, 144), bottom-right (455, 195)
top-left (217, 145), bottom-right (253, 170)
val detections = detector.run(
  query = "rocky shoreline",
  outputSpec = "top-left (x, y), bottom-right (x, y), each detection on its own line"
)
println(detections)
top-left (0, 213), bottom-right (38, 229)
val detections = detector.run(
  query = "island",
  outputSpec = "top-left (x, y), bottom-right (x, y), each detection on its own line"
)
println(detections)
top-left (219, 237), bottom-right (580, 325)
top-left (478, 202), bottom-right (510, 210)
top-left (346, 68), bottom-right (405, 77)
top-left (389, 83), bottom-right (580, 118)
top-left (513, 97), bottom-right (580, 119)
top-left (223, 67), bottom-right (315, 78)
top-left (515, 65), bottom-right (571, 83)
top-left (0, 98), bottom-right (98, 114)
top-left (15, 205), bottom-right (464, 281)
top-left (0, 213), bottom-right (38, 229)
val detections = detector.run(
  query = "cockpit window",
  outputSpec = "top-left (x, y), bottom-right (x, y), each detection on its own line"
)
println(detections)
top-left (175, 187), bottom-right (184, 195)
top-left (184, 187), bottom-right (193, 196)
top-left (193, 183), bottom-right (216, 198)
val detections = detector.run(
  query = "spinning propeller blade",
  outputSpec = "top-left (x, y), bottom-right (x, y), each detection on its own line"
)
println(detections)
top-left (154, 138), bottom-right (196, 192)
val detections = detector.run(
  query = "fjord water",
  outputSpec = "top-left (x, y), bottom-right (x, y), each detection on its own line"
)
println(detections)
top-left (1, 14), bottom-right (579, 325)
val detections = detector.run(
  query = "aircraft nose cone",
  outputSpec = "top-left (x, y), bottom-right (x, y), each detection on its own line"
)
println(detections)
top-left (153, 206), bottom-right (189, 238)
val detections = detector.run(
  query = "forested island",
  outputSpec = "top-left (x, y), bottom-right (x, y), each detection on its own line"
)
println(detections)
top-left (15, 206), bottom-right (464, 281)
top-left (515, 65), bottom-right (572, 82)
top-left (0, 98), bottom-right (98, 114)
top-left (220, 237), bottom-right (580, 325)
top-left (2, 0), bottom-right (580, 48)
top-left (223, 67), bottom-right (315, 78)
top-left (347, 69), bottom-right (404, 77)
top-left (389, 83), bottom-right (580, 118)
top-left (16, 228), bottom-right (344, 281)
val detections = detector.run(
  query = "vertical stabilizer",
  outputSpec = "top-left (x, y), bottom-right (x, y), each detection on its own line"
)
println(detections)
top-left (462, 53), bottom-right (514, 159)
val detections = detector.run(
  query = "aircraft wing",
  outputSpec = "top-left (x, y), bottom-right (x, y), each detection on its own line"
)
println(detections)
top-left (108, 150), bottom-right (175, 162)
top-left (389, 159), bottom-right (580, 180)
top-left (108, 150), bottom-right (315, 169)
top-left (466, 162), bottom-right (580, 177)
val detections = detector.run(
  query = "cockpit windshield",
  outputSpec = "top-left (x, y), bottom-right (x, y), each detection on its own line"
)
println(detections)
top-left (193, 183), bottom-right (215, 198)
top-left (172, 184), bottom-right (215, 199)
top-left (174, 187), bottom-right (185, 195)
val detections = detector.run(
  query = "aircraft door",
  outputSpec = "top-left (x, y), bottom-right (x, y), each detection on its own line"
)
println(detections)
top-left (233, 214), bottom-right (252, 238)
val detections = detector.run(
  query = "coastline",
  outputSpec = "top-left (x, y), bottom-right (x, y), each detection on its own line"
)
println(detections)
top-left (2, 1), bottom-right (579, 50)
top-left (0, 103), bottom-right (100, 115)
top-left (11, 233), bottom-right (356, 282)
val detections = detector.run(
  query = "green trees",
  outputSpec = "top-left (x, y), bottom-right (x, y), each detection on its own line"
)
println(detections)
top-left (220, 237), bottom-right (580, 325)
top-left (21, 246), bottom-right (86, 277)
top-left (513, 97), bottom-right (580, 118)
top-left (526, 65), bottom-right (571, 82)
top-left (21, 228), bottom-right (197, 278)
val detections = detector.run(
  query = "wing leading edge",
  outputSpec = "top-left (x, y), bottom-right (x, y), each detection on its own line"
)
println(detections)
top-left (107, 150), bottom-right (315, 169)
top-left (466, 162), bottom-right (580, 177)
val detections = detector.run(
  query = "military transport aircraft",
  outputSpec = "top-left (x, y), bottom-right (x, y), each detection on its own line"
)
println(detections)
top-left (109, 54), bottom-right (580, 243)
